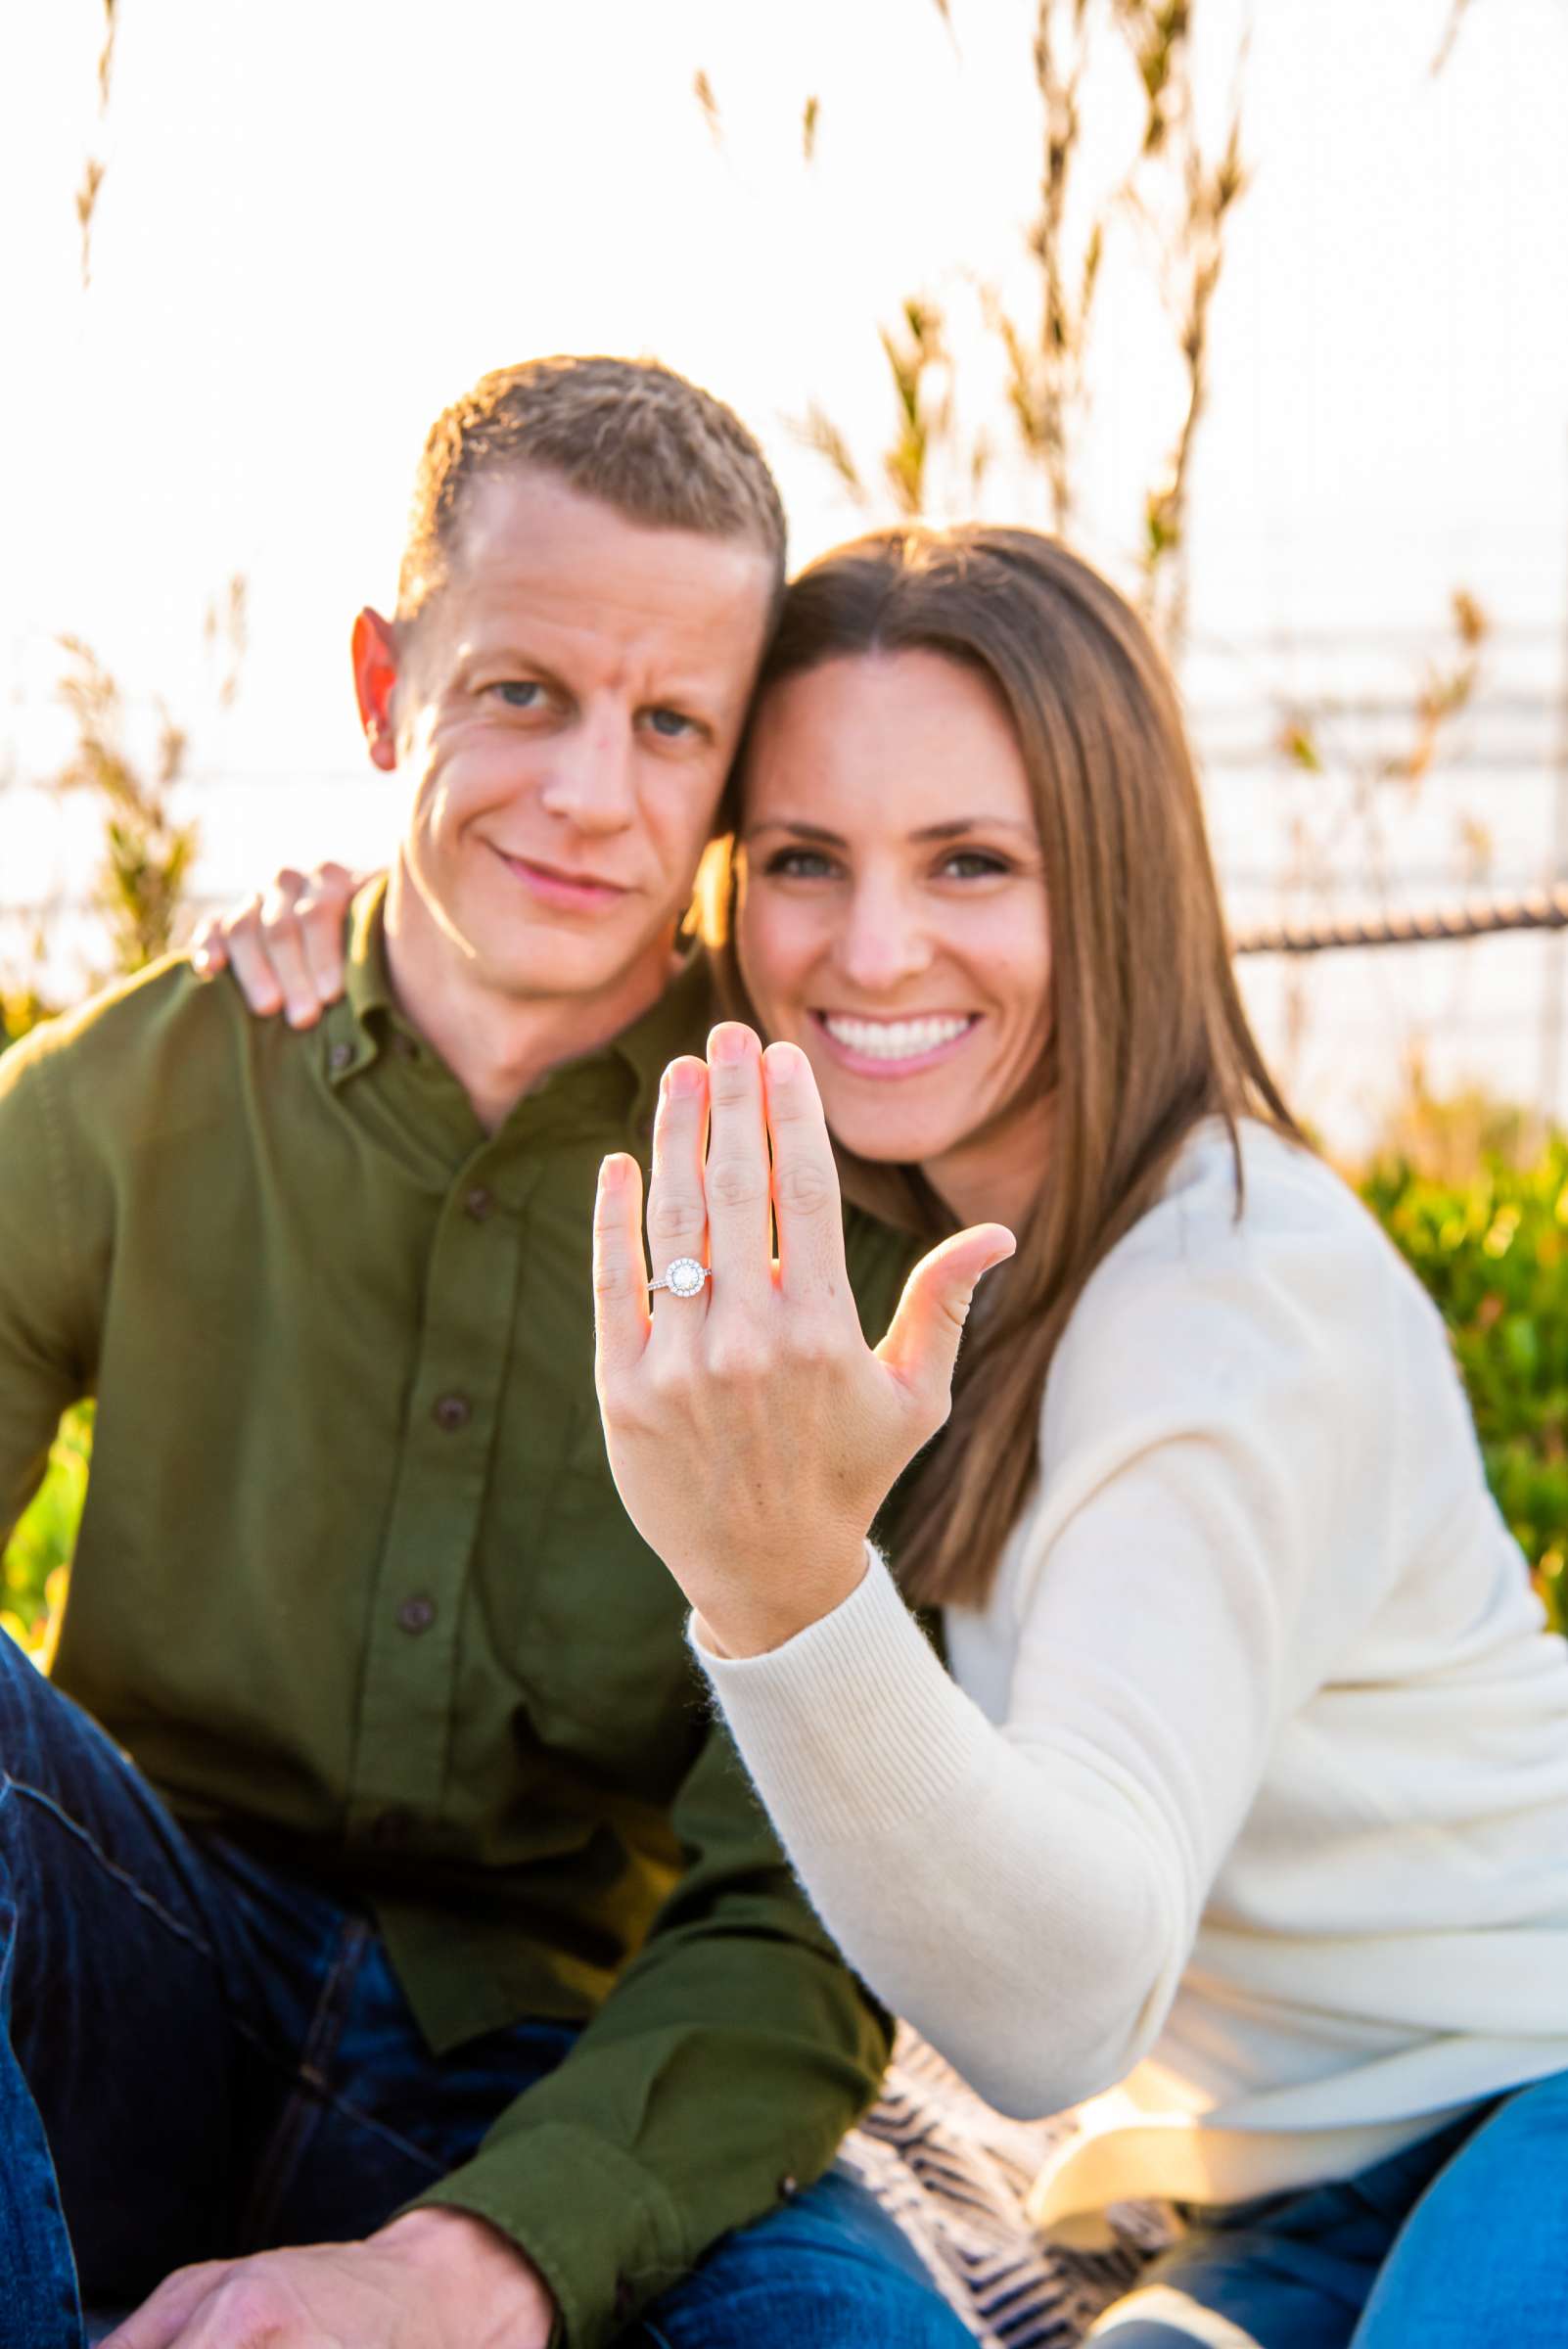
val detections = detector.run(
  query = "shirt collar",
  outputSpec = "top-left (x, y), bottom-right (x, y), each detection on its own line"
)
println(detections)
top-left (345, 874), bottom-right (396, 1030)
top-left (316, 875), bottom-right (394, 1090)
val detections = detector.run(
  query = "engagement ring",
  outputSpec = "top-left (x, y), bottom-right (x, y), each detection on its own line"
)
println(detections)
top-left (649, 1257), bottom-right (712, 1299)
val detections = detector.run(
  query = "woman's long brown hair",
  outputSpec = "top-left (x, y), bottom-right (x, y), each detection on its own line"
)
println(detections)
top-left (705, 525), bottom-right (1304, 1610)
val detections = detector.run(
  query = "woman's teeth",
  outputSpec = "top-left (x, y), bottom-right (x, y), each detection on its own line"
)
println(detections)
top-left (820, 1014), bottom-right (974, 1062)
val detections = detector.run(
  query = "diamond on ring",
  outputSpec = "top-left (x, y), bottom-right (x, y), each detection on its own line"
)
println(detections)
top-left (650, 1256), bottom-right (711, 1299)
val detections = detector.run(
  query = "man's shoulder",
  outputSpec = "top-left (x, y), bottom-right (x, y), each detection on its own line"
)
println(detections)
top-left (0, 955), bottom-right (268, 1132)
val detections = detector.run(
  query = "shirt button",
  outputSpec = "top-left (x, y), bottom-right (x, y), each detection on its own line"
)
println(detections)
top-left (464, 1186), bottom-right (494, 1222)
top-left (328, 1040), bottom-right (355, 1072)
top-left (369, 1806), bottom-right (414, 1849)
top-left (396, 1594), bottom-right (437, 1635)
top-left (778, 2175), bottom-right (799, 2199)
top-left (433, 1393), bottom-right (471, 1431)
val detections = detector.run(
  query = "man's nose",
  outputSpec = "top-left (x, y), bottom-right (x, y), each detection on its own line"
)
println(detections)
top-left (535, 714), bottom-right (637, 834)
top-left (833, 883), bottom-right (935, 991)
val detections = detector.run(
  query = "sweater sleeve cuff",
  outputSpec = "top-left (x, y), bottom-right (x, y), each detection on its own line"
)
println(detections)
top-left (689, 1543), bottom-right (993, 1841)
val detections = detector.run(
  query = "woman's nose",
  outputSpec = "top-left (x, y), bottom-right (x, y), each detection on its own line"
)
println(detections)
top-left (833, 887), bottom-right (935, 991)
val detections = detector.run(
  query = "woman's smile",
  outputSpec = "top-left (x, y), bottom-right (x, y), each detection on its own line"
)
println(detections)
top-left (810, 1009), bottom-right (981, 1076)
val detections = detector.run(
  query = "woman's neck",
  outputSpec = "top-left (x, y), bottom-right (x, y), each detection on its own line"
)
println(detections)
top-left (923, 1093), bottom-right (1054, 1233)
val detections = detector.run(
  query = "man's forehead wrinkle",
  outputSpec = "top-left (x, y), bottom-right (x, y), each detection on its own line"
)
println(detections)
top-left (450, 583), bottom-right (746, 709)
top-left (454, 616), bottom-right (722, 704)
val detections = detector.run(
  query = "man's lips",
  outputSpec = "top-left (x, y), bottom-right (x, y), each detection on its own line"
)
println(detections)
top-left (810, 1010), bottom-right (980, 1076)
top-left (486, 844), bottom-right (629, 909)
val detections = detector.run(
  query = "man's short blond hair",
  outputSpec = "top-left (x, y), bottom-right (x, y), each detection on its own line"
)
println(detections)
top-left (397, 354), bottom-right (787, 621)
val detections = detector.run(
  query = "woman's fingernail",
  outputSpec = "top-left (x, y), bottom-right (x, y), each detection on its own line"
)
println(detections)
top-left (710, 1023), bottom-right (751, 1066)
top-left (764, 1042), bottom-right (803, 1084)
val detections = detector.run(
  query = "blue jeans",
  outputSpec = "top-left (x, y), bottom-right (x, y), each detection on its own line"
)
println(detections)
top-left (0, 1635), bottom-right (967, 2349)
top-left (1087, 2068), bottom-right (1568, 2346)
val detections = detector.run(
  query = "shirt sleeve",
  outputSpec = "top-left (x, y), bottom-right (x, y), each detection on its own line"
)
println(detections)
top-left (408, 1710), bottom-right (893, 2349)
top-left (0, 1034), bottom-right (94, 1546)
top-left (691, 1194), bottom-right (1419, 2123)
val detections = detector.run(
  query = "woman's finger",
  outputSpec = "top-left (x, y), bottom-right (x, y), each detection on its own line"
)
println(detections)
top-left (293, 900), bottom-right (346, 1012)
top-left (593, 1153), bottom-right (652, 1385)
top-left (254, 886), bottom-right (328, 1029)
top-left (876, 1222), bottom-right (1018, 1428)
top-left (214, 898), bottom-right (284, 1015)
top-left (645, 1057), bottom-right (711, 1314)
top-left (294, 862), bottom-right (364, 1007)
top-left (188, 913), bottom-right (229, 977)
top-left (703, 1023), bottom-right (773, 1313)
top-left (762, 1041), bottom-right (850, 1305)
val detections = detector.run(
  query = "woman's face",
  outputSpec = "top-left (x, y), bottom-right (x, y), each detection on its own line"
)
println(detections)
top-left (736, 648), bottom-right (1052, 1205)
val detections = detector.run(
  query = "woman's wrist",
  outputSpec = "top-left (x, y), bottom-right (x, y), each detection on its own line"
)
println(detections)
top-left (685, 1537), bottom-right (870, 1658)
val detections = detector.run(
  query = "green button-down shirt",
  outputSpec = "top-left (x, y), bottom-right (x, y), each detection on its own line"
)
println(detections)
top-left (0, 884), bottom-right (913, 2346)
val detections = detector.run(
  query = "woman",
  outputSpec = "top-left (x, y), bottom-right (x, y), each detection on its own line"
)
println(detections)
top-left (206, 527), bottom-right (1568, 2347)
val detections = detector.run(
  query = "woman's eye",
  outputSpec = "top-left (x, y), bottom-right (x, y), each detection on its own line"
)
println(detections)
top-left (940, 850), bottom-right (1011, 880)
top-left (645, 707), bottom-right (697, 740)
top-left (491, 681), bottom-right (546, 711)
top-left (763, 849), bottom-right (840, 881)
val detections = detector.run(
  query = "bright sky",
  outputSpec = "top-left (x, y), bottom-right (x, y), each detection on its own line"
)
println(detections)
top-left (3, 0), bottom-right (1568, 1136)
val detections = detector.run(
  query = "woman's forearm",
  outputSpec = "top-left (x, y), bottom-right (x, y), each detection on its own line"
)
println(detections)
top-left (693, 1547), bottom-right (1186, 2119)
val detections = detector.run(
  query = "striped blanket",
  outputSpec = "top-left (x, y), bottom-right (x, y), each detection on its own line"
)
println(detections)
top-left (842, 2029), bottom-right (1178, 2346)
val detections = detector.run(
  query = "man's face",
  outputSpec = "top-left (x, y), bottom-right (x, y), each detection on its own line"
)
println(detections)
top-left (369, 468), bottom-right (775, 1019)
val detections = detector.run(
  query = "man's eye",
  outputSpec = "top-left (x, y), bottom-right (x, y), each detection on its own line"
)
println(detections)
top-left (645, 708), bottom-right (698, 740)
top-left (492, 681), bottom-right (546, 710)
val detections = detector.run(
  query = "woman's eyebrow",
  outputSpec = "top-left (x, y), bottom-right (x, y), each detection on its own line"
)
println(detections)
top-left (909, 817), bottom-right (1038, 842)
top-left (746, 819), bottom-right (850, 847)
top-left (746, 817), bottom-right (1036, 844)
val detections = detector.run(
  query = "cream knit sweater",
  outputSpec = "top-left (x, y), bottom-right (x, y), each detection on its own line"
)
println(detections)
top-left (695, 1121), bottom-right (1568, 2231)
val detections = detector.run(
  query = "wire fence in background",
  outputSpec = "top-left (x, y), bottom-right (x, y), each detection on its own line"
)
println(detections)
top-left (1231, 885), bottom-right (1568, 958)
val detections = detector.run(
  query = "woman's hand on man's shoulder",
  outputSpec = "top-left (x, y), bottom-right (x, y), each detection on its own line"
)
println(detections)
top-left (190, 861), bottom-right (367, 1026)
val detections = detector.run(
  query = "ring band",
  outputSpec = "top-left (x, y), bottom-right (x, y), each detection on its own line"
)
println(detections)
top-left (649, 1257), bottom-right (712, 1299)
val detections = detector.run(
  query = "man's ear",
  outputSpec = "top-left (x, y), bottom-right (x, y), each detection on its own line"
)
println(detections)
top-left (351, 607), bottom-right (402, 772)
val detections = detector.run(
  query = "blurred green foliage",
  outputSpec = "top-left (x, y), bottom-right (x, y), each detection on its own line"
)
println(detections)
top-left (1362, 1139), bottom-right (1568, 1635)
top-left (1, 988), bottom-right (55, 1054)
top-left (3, 1406), bottom-right (91, 1667)
top-left (4, 1145), bottom-right (1563, 1659)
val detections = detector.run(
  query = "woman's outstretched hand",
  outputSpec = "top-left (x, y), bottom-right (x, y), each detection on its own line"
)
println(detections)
top-left (190, 861), bottom-right (367, 1025)
top-left (593, 1022), bottom-right (1015, 1657)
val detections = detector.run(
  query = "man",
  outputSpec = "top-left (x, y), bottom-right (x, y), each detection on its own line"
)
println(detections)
top-left (0, 358), bottom-right (968, 2349)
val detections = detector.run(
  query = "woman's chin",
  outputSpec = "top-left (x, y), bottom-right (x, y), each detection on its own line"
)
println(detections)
top-left (817, 1099), bottom-right (967, 1170)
